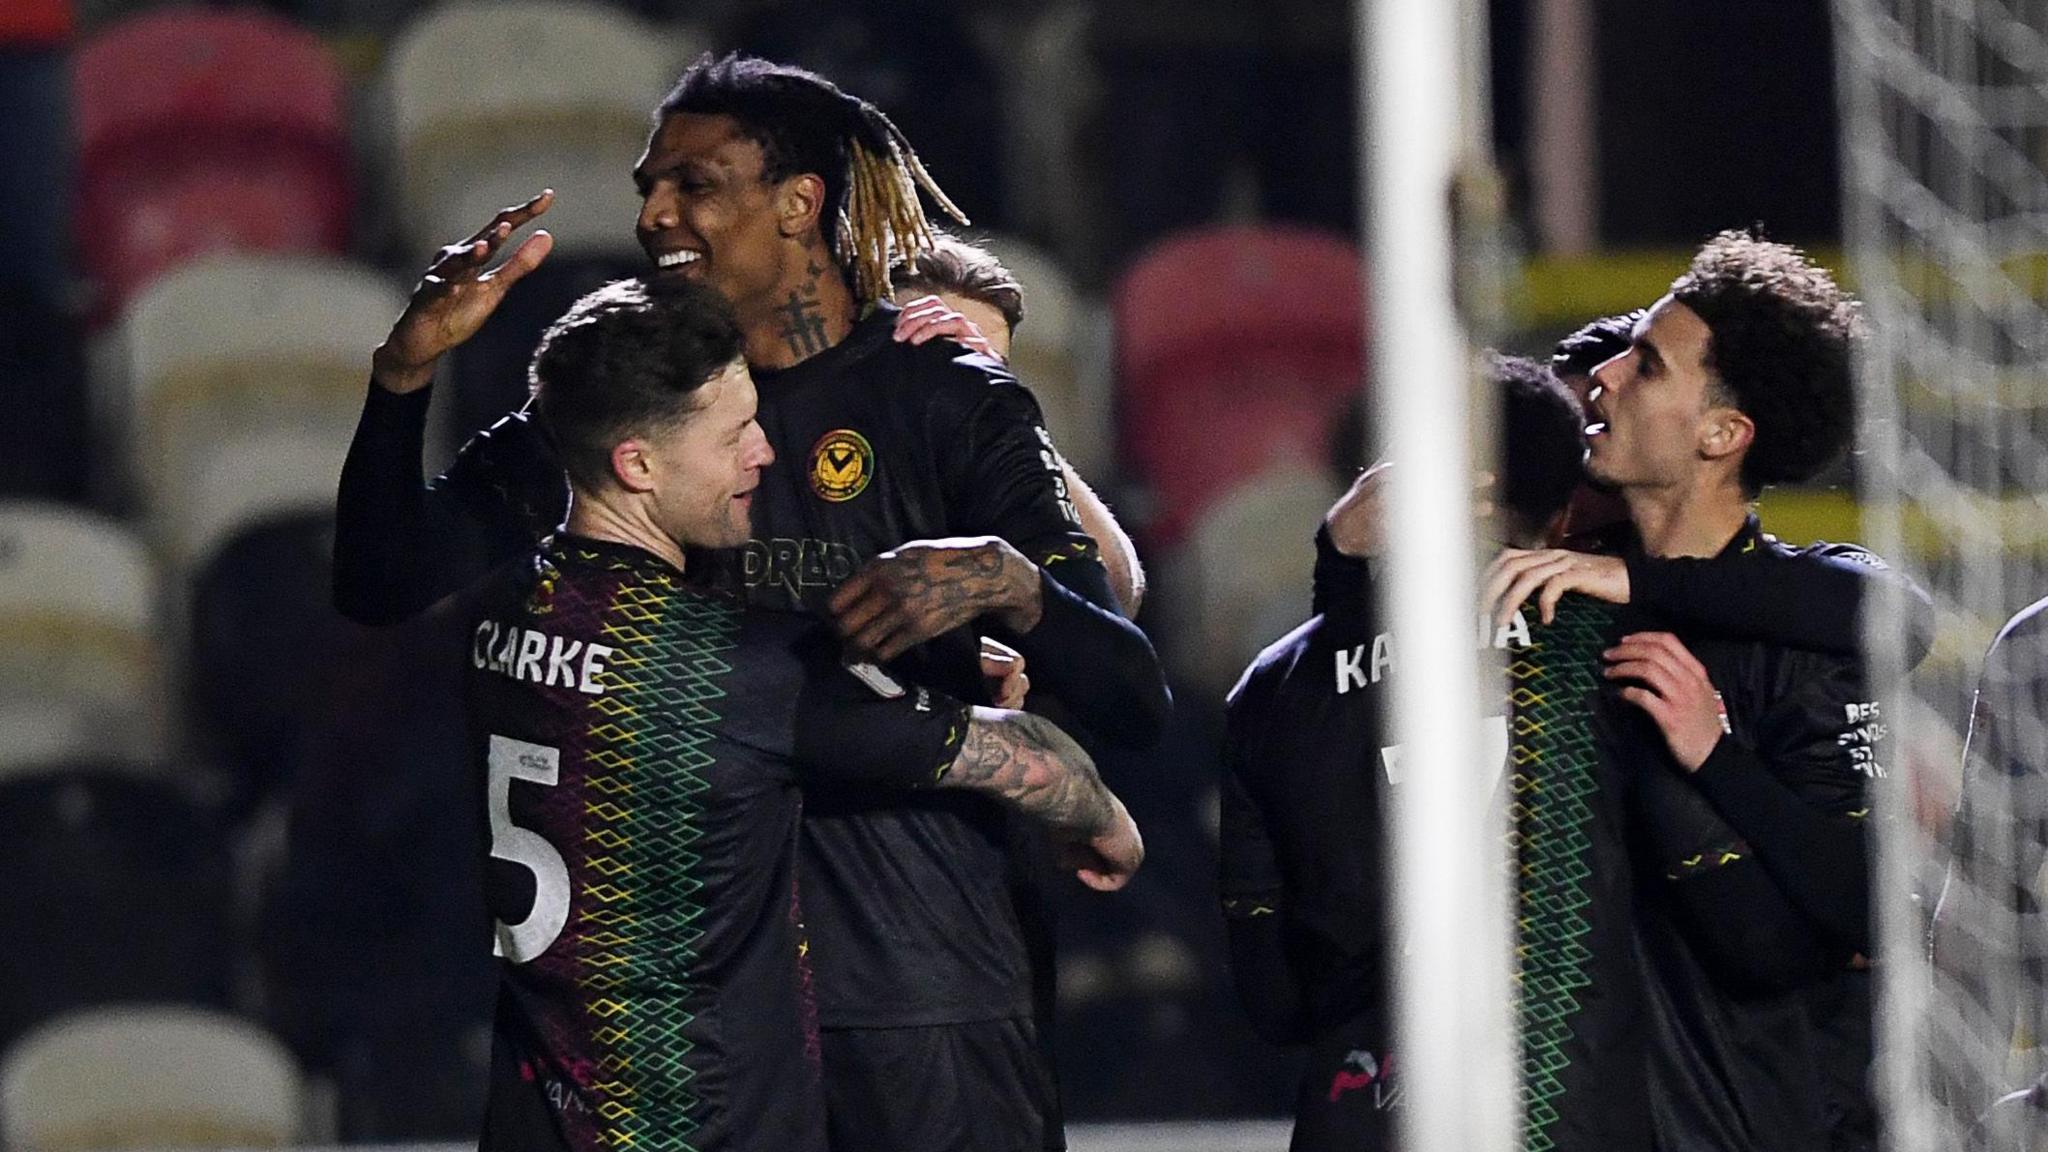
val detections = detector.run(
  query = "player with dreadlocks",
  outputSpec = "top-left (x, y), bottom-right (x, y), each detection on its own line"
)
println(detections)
top-left (334, 52), bottom-right (1168, 1152)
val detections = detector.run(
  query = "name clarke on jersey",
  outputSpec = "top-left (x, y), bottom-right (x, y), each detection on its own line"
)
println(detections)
top-left (473, 620), bottom-right (617, 696)
top-left (1336, 611), bottom-right (1533, 695)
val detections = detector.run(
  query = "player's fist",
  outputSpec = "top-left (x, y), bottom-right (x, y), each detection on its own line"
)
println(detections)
top-left (1068, 793), bottom-right (1144, 892)
top-left (1325, 461), bottom-right (1391, 559)
top-left (373, 190), bottom-right (556, 394)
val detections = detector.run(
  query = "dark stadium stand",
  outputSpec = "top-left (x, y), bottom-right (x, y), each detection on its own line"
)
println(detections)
top-left (1, 0), bottom-right (1429, 1134)
top-left (187, 509), bottom-right (362, 818)
top-left (0, 766), bottom-right (237, 1049)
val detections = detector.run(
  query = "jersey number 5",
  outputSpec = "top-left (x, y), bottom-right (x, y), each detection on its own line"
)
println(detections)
top-left (488, 734), bottom-right (571, 963)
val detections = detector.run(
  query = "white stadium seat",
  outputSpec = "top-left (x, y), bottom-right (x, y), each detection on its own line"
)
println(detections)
top-left (1176, 462), bottom-right (1342, 694)
top-left (385, 0), bottom-right (678, 259)
top-left (0, 502), bottom-right (165, 764)
top-left (0, 1005), bottom-right (301, 1150)
top-left (118, 253), bottom-right (400, 564)
top-left (980, 235), bottom-right (1114, 481)
top-left (176, 429), bottom-right (350, 572)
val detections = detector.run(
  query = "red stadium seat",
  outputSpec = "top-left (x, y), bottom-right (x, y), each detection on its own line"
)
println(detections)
top-left (73, 8), bottom-right (351, 319)
top-left (1112, 225), bottom-right (1366, 545)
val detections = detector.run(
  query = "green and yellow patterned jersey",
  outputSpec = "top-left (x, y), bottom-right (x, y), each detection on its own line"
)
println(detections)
top-left (466, 534), bottom-right (967, 1152)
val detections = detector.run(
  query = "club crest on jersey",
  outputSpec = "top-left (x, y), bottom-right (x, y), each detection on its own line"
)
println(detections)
top-left (809, 429), bottom-right (874, 502)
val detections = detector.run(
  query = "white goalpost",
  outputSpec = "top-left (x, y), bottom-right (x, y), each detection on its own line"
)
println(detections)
top-left (1359, 0), bottom-right (1519, 1149)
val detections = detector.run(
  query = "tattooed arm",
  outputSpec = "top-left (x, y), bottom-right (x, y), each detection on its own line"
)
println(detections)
top-left (829, 536), bottom-right (1045, 659)
top-left (937, 707), bottom-right (1145, 891)
top-left (828, 533), bottom-right (1170, 749)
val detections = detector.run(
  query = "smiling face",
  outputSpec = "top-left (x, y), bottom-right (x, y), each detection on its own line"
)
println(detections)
top-left (630, 358), bottom-right (775, 549)
top-left (634, 112), bottom-right (812, 319)
top-left (1582, 295), bottom-right (1735, 492)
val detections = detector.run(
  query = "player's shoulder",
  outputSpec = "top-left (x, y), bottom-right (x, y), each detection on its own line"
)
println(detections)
top-left (899, 333), bottom-right (1023, 393)
top-left (1758, 529), bottom-right (1896, 572)
top-left (1227, 613), bottom-right (1331, 711)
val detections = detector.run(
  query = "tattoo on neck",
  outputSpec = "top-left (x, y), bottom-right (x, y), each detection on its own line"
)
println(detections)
top-left (775, 282), bottom-right (829, 361)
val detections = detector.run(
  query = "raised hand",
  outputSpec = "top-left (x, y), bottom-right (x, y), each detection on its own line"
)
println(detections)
top-left (373, 190), bottom-right (556, 394)
top-left (1324, 460), bottom-right (1391, 559)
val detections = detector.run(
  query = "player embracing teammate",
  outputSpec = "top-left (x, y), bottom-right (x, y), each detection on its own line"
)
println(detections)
top-left (1225, 231), bottom-right (1928, 1152)
top-left (336, 52), bottom-right (1166, 1152)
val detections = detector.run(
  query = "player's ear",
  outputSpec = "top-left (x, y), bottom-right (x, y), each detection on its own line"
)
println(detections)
top-left (610, 439), bottom-right (659, 494)
top-left (777, 173), bottom-right (825, 239)
top-left (1698, 405), bottom-right (1754, 466)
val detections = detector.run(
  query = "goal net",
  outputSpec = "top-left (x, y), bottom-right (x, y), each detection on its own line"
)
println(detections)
top-left (1835, 1), bottom-right (2048, 1148)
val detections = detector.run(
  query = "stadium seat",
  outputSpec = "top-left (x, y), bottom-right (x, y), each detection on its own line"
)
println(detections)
top-left (0, 1005), bottom-right (298, 1149)
top-left (1172, 462), bottom-right (1342, 693)
top-left (186, 484), bottom-right (358, 818)
top-left (0, 502), bottom-right (164, 763)
top-left (174, 426), bottom-right (356, 813)
top-left (982, 235), bottom-right (1114, 481)
top-left (73, 8), bottom-right (352, 320)
top-left (1112, 225), bottom-right (1365, 545)
top-left (117, 253), bottom-right (399, 560)
top-left (0, 768), bottom-right (236, 1051)
top-left (384, 0), bottom-right (676, 261)
top-left (260, 615), bottom-right (494, 1140)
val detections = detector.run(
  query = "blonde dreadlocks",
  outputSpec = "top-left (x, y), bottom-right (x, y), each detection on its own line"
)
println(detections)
top-left (838, 101), bottom-right (969, 305)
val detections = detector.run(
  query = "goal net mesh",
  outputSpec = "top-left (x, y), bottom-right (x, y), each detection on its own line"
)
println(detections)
top-left (1835, 1), bottom-right (2048, 1147)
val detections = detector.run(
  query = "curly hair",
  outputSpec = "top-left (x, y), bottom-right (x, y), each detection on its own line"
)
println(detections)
top-left (1670, 230), bottom-right (1862, 494)
top-left (530, 278), bottom-right (744, 493)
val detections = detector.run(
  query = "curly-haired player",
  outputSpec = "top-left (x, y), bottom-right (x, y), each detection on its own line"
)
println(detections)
top-left (1576, 231), bottom-right (1881, 1152)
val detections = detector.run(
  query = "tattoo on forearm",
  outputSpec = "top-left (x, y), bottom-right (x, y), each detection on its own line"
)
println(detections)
top-left (946, 712), bottom-right (1112, 835)
top-left (892, 546), bottom-right (1021, 628)
top-left (775, 282), bottom-right (829, 360)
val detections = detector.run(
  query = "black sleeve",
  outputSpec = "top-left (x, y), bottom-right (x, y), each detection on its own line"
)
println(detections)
top-left (1629, 739), bottom-right (1845, 988)
top-left (1686, 656), bottom-right (1877, 954)
top-left (1628, 542), bottom-right (1934, 663)
top-left (1310, 523), bottom-right (1371, 618)
top-left (1219, 708), bottom-right (1313, 1045)
top-left (791, 636), bottom-right (973, 788)
top-left (945, 380), bottom-right (1171, 747)
top-left (333, 383), bottom-right (566, 625)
